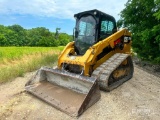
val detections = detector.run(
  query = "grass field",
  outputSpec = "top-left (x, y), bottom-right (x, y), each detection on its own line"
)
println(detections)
top-left (0, 46), bottom-right (64, 83)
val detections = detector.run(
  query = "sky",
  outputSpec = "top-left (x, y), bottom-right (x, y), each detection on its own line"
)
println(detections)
top-left (0, 0), bottom-right (128, 35)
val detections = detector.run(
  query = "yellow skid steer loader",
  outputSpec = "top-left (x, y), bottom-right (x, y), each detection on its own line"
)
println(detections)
top-left (25, 9), bottom-right (134, 117)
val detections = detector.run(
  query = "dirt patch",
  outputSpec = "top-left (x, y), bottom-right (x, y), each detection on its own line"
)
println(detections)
top-left (0, 66), bottom-right (160, 120)
top-left (133, 56), bottom-right (160, 78)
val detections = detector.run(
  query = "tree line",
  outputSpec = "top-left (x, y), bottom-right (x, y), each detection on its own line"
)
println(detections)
top-left (0, 24), bottom-right (72, 47)
top-left (118, 0), bottom-right (160, 64)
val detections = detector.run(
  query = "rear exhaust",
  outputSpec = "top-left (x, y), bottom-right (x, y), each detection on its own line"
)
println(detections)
top-left (25, 67), bottom-right (100, 117)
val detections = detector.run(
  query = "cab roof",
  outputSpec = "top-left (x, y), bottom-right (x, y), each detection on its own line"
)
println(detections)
top-left (74, 9), bottom-right (116, 22)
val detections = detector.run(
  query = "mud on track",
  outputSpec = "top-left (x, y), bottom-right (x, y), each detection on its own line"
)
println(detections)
top-left (0, 65), bottom-right (160, 120)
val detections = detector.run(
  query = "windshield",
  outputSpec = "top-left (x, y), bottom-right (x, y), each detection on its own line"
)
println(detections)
top-left (75, 15), bottom-right (96, 55)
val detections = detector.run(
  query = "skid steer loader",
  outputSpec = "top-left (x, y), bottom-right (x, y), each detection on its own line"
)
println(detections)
top-left (25, 9), bottom-right (134, 117)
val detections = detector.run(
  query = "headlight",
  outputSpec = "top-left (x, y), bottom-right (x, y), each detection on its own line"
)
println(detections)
top-left (124, 37), bottom-right (131, 43)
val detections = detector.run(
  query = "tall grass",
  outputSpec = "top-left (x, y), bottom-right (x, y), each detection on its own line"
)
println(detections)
top-left (0, 47), bottom-right (64, 83)
top-left (0, 46), bottom-right (63, 63)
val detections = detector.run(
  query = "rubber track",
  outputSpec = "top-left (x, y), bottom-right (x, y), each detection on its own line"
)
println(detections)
top-left (92, 53), bottom-right (129, 91)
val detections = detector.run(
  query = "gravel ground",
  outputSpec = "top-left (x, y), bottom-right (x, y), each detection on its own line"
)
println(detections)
top-left (0, 65), bottom-right (160, 120)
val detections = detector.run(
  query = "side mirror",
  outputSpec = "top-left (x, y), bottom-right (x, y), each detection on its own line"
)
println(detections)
top-left (73, 28), bottom-right (75, 41)
top-left (74, 28), bottom-right (78, 38)
top-left (75, 30), bottom-right (78, 38)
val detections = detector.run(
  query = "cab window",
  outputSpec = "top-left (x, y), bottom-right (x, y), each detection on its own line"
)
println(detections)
top-left (100, 18), bottom-right (114, 39)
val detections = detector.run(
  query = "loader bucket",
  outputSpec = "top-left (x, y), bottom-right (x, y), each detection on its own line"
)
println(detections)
top-left (25, 67), bottom-right (100, 117)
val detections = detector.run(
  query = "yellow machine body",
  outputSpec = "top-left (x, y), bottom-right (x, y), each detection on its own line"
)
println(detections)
top-left (58, 29), bottom-right (131, 76)
top-left (25, 9), bottom-right (134, 117)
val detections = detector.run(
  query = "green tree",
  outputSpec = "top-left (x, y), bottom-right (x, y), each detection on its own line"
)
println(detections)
top-left (0, 25), bottom-right (19, 46)
top-left (0, 25), bottom-right (8, 46)
top-left (118, 0), bottom-right (160, 64)
top-left (8, 24), bottom-right (27, 46)
top-left (0, 34), bottom-right (7, 46)
top-left (58, 33), bottom-right (71, 46)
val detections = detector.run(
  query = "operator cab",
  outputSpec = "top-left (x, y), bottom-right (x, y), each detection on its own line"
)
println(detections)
top-left (74, 9), bottom-right (117, 55)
